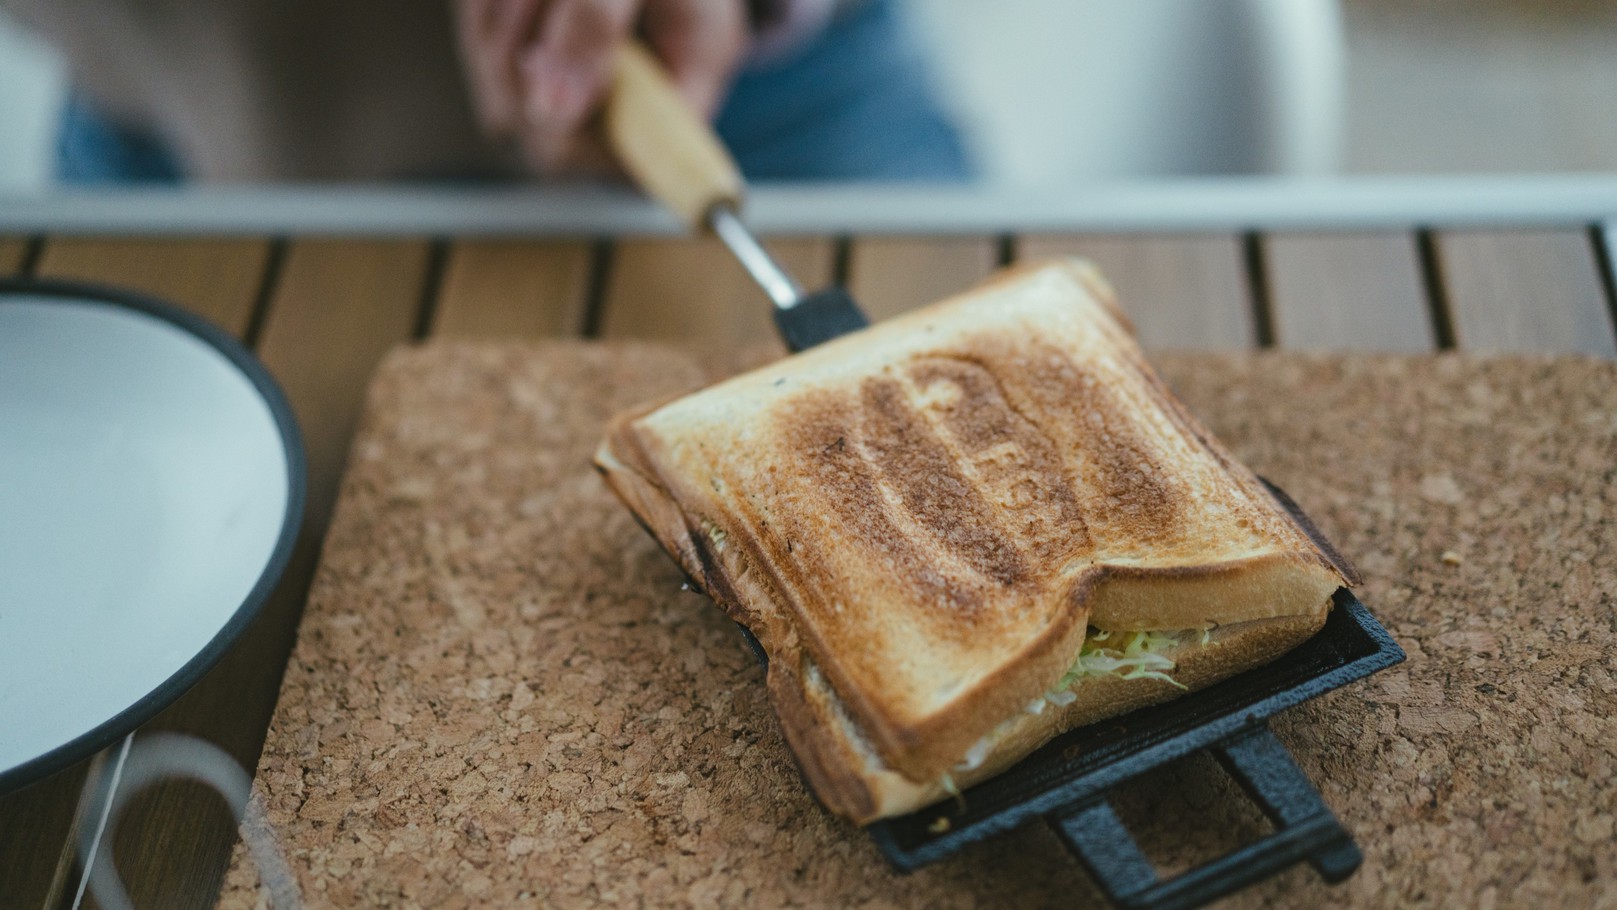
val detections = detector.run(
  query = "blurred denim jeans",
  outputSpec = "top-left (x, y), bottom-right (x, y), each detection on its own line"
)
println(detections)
top-left (57, 0), bottom-right (972, 185)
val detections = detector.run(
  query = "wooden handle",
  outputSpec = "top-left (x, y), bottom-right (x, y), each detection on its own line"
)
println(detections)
top-left (605, 42), bottom-right (745, 229)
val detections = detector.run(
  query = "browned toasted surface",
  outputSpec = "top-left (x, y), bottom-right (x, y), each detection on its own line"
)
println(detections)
top-left (601, 428), bottom-right (1337, 821)
top-left (785, 612), bottom-right (1329, 822)
top-left (222, 344), bottom-right (1617, 909)
top-left (600, 260), bottom-right (1344, 783)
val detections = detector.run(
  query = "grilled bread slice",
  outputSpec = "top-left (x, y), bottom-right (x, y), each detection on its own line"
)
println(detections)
top-left (595, 258), bottom-right (1356, 823)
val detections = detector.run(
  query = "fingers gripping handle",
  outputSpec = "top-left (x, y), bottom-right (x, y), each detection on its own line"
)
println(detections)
top-left (605, 42), bottom-right (745, 229)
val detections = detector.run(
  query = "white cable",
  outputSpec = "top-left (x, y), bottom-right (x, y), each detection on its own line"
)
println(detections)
top-left (76, 732), bottom-right (302, 910)
top-left (71, 735), bottom-right (132, 910)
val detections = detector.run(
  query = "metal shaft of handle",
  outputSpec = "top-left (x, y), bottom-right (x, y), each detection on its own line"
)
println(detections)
top-left (708, 204), bottom-right (804, 310)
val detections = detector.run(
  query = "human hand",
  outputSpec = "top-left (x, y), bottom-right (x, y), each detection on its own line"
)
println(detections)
top-left (454, 0), bottom-right (749, 174)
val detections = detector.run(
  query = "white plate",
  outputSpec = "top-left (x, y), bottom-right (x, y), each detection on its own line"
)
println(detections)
top-left (0, 282), bottom-right (303, 792)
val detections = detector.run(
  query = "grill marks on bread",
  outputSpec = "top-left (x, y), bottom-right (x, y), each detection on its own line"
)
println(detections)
top-left (1034, 347), bottom-right (1184, 547)
top-left (861, 373), bottom-right (1030, 589)
top-left (596, 259), bottom-right (1352, 804)
top-left (784, 353), bottom-right (1100, 623)
top-left (781, 341), bottom-right (1193, 609)
top-left (791, 405), bottom-right (965, 610)
top-left (908, 356), bottom-right (1091, 568)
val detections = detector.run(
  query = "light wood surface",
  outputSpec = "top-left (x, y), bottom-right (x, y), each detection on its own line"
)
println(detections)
top-left (1017, 234), bottom-right (1256, 349)
top-left (1434, 229), bottom-right (1617, 356)
top-left (33, 237), bottom-right (273, 338)
top-left (433, 240), bottom-right (594, 338)
top-left (1263, 232), bottom-right (1436, 351)
top-left (598, 236), bottom-right (834, 351)
top-left (0, 763), bottom-right (88, 910)
top-left (606, 43), bottom-right (744, 229)
top-left (846, 235), bottom-right (999, 323)
top-left (0, 237), bottom-right (31, 275)
top-left (257, 239), bottom-right (433, 524)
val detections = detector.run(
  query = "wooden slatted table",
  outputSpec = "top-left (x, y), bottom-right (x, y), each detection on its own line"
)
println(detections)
top-left (2, 181), bottom-right (1616, 910)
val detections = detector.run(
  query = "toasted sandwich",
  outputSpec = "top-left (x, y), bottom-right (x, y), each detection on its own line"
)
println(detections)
top-left (594, 258), bottom-right (1357, 824)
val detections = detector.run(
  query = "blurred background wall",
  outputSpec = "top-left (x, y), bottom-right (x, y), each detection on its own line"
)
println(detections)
top-left (1, 0), bottom-right (1615, 191)
top-left (909, 0), bottom-right (1617, 181)
top-left (1342, 0), bottom-right (1617, 174)
top-left (0, 16), bottom-right (67, 191)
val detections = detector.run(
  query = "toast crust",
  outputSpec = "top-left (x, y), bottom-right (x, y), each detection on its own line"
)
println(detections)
top-left (594, 258), bottom-right (1352, 819)
top-left (600, 438), bottom-right (1334, 822)
top-left (787, 611), bottom-right (1328, 823)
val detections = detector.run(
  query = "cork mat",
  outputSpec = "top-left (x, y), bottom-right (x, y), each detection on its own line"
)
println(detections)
top-left (219, 344), bottom-right (1616, 909)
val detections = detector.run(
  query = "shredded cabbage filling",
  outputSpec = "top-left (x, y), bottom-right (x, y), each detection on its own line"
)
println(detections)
top-left (1056, 629), bottom-right (1188, 692)
top-left (948, 627), bottom-right (1192, 776)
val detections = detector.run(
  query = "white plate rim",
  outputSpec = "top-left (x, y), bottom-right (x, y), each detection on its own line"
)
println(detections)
top-left (0, 278), bottom-right (306, 795)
